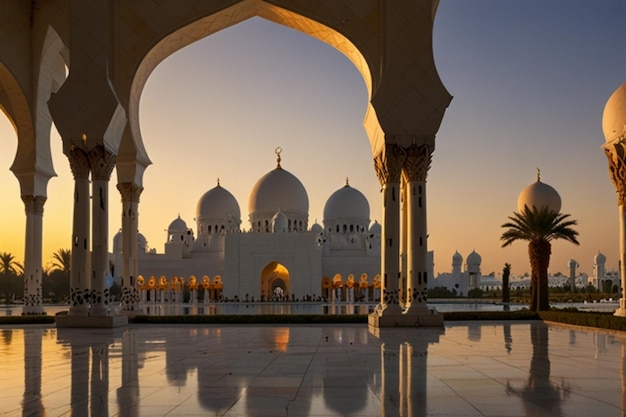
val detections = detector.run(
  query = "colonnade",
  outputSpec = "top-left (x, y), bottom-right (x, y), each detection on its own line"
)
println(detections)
top-left (3, 0), bottom-right (450, 327)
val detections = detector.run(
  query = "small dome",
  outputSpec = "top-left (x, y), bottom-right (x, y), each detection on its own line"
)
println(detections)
top-left (517, 171), bottom-right (561, 213)
top-left (452, 251), bottom-right (463, 265)
top-left (138, 232), bottom-right (147, 250)
top-left (595, 252), bottom-right (606, 264)
top-left (603, 82), bottom-right (626, 143)
top-left (113, 230), bottom-right (146, 251)
top-left (467, 250), bottom-right (481, 266)
top-left (196, 181), bottom-right (241, 222)
top-left (368, 221), bottom-right (381, 235)
top-left (323, 180), bottom-right (370, 221)
top-left (168, 215), bottom-right (187, 233)
top-left (272, 210), bottom-right (288, 233)
top-left (249, 155), bottom-right (308, 217)
top-left (311, 222), bottom-right (324, 234)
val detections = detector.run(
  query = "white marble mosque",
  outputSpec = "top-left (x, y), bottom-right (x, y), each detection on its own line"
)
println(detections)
top-left (113, 149), bottom-right (382, 304)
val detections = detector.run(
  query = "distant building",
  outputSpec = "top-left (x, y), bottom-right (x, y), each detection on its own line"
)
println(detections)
top-left (113, 151), bottom-right (381, 302)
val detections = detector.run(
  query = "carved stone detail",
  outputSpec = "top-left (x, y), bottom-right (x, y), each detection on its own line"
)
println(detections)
top-left (404, 144), bottom-right (432, 182)
top-left (374, 144), bottom-right (406, 186)
top-left (117, 182), bottom-right (143, 203)
top-left (604, 143), bottom-right (626, 206)
top-left (120, 285), bottom-right (141, 312)
top-left (89, 146), bottom-right (117, 181)
top-left (22, 195), bottom-right (47, 216)
top-left (382, 287), bottom-right (401, 305)
top-left (67, 146), bottom-right (91, 180)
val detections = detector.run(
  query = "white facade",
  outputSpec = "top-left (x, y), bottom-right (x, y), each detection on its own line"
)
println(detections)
top-left (113, 153), bottom-right (381, 302)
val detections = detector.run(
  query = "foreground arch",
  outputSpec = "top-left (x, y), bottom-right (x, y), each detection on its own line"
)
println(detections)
top-left (1, 0), bottom-right (450, 327)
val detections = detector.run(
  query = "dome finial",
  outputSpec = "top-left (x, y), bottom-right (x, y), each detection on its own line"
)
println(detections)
top-left (217, 177), bottom-right (220, 187)
top-left (536, 167), bottom-right (541, 182)
top-left (345, 177), bottom-right (350, 187)
top-left (275, 146), bottom-right (282, 169)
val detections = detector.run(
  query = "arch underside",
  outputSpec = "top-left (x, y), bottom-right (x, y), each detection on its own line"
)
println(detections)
top-left (125, 0), bottom-right (378, 182)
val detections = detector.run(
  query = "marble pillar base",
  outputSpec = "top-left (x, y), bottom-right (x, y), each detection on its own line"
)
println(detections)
top-left (55, 314), bottom-right (128, 328)
top-left (614, 298), bottom-right (626, 317)
top-left (369, 308), bottom-right (443, 328)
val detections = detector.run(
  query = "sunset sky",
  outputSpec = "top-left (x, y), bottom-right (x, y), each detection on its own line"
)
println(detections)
top-left (1, 0), bottom-right (625, 278)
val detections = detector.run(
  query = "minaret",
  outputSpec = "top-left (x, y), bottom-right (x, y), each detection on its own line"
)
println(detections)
top-left (594, 252), bottom-right (607, 289)
top-left (601, 82), bottom-right (626, 316)
top-left (568, 259), bottom-right (578, 292)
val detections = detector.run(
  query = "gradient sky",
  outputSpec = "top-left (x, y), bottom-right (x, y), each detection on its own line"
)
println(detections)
top-left (1, 0), bottom-right (625, 278)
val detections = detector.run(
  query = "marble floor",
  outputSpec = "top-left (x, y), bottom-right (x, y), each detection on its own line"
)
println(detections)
top-left (0, 320), bottom-right (624, 416)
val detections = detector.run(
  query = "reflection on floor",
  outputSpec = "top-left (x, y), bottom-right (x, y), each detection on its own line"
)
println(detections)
top-left (0, 321), bottom-right (624, 416)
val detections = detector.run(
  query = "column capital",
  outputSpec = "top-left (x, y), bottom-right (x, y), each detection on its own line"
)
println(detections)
top-left (603, 141), bottom-right (626, 206)
top-left (89, 146), bottom-right (117, 181)
top-left (404, 143), bottom-right (433, 182)
top-left (21, 195), bottom-right (47, 216)
top-left (117, 182), bottom-right (143, 203)
top-left (374, 144), bottom-right (406, 186)
top-left (68, 146), bottom-right (91, 180)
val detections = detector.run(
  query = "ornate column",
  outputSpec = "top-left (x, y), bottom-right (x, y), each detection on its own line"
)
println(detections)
top-left (21, 195), bottom-right (46, 315)
top-left (404, 143), bottom-right (432, 315)
top-left (603, 141), bottom-right (626, 316)
top-left (89, 146), bottom-right (116, 316)
top-left (373, 144), bottom-right (405, 317)
top-left (117, 182), bottom-right (143, 314)
top-left (68, 146), bottom-right (91, 316)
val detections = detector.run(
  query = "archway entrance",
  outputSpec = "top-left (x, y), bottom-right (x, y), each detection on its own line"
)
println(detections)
top-left (260, 262), bottom-right (290, 301)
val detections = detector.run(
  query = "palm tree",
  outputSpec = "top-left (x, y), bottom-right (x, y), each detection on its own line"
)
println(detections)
top-left (500, 206), bottom-right (579, 311)
top-left (0, 252), bottom-right (23, 304)
top-left (47, 249), bottom-right (71, 302)
top-left (50, 249), bottom-right (71, 274)
top-left (502, 263), bottom-right (512, 303)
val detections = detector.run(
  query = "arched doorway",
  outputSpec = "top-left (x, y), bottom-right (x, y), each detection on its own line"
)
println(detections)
top-left (260, 262), bottom-right (289, 301)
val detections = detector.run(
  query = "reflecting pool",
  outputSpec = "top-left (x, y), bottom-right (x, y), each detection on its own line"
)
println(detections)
top-left (0, 321), bottom-right (625, 416)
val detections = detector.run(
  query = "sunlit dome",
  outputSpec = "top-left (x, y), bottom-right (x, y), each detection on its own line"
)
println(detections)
top-left (196, 180), bottom-right (241, 223)
top-left (368, 221), bottom-right (381, 235)
top-left (311, 222), bottom-right (324, 235)
top-left (248, 150), bottom-right (309, 217)
top-left (467, 250), bottom-right (481, 266)
top-left (595, 252), bottom-right (606, 264)
top-left (452, 251), bottom-right (463, 265)
top-left (602, 82), bottom-right (626, 143)
top-left (323, 179), bottom-right (370, 221)
top-left (517, 170), bottom-right (561, 213)
top-left (138, 232), bottom-right (147, 250)
top-left (113, 230), bottom-right (147, 251)
top-left (168, 215), bottom-right (187, 233)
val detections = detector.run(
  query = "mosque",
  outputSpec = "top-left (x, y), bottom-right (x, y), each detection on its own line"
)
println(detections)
top-left (113, 149), bottom-right (382, 302)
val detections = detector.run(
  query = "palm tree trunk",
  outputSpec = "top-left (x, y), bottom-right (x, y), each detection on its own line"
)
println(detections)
top-left (529, 240), bottom-right (552, 311)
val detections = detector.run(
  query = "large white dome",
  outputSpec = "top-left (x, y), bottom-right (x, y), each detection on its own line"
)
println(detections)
top-left (517, 172), bottom-right (561, 213)
top-left (323, 181), bottom-right (370, 221)
top-left (249, 165), bottom-right (308, 217)
top-left (603, 82), bottom-right (626, 143)
top-left (196, 182), bottom-right (241, 223)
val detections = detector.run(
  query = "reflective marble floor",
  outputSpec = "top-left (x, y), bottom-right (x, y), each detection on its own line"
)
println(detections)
top-left (0, 321), bottom-right (624, 416)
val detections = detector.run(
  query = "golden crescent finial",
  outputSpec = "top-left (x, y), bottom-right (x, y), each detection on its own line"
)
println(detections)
top-left (345, 177), bottom-right (349, 186)
top-left (536, 167), bottom-right (541, 182)
top-left (275, 147), bottom-right (282, 169)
